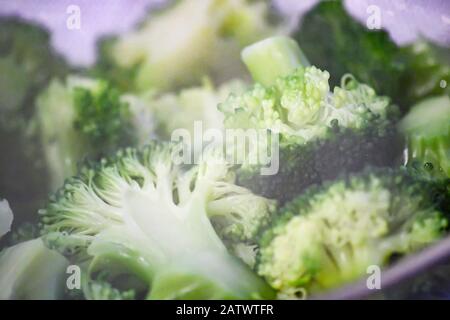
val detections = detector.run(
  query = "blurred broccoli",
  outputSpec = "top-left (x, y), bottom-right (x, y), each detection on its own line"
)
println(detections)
top-left (95, 0), bottom-right (281, 92)
top-left (0, 238), bottom-right (69, 300)
top-left (0, 18), bottom-right (69, 224)
top-left (219, 36), bottom-right (400, 204)
top-left (400, 95), bottom-right (450, 179)
top-left (256, 168), bottom-right (449, 297)
top-left (148, 78), bottom-right (247, 138)
top-left (0, 17), bottom-right (68, 126)
top-left (293, 0), bottom-right (450, 113)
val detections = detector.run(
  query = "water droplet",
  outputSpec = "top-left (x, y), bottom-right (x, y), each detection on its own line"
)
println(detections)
top-left (424, 162), bottom-right (434, 171)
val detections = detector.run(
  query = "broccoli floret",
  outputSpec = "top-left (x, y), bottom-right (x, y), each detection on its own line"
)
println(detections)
top-left (0, 238), bottom-right (69, 299)
top-left (400, 95), bottom-right (450, 179)
top-left (36, 76), bottom-right (140, 189)
top-left (293, 0), bottom-right (450, 114)
top-left (39, 142), bottom-right (275, 299)
top-left (219, 36), bottom-right (400, 204)
top-left (96, 0), bottom-right (280, 92)
top-left (256, 168), bottom-right (449, 297)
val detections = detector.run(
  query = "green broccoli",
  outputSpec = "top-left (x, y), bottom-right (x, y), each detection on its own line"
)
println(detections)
top-left (293, 0), bottom-right (450, 114)
top-left (256, 168), bottom-right (449, 297)
top-left (399, 95), bottom-right (450, 179)
top-left (219, 36), bottom-right (400, 204)
top-left (36, 76), bottom-right (140, 190)
top-left (39, 141), bottom-right (275, 299)
top-left (96, 0), bottom-right (281, 92)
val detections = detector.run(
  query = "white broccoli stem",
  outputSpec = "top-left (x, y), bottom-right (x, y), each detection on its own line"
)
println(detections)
top-left (241, 36), bottom-right (310, 86)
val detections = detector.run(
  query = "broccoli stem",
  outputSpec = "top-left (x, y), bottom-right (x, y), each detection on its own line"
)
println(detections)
top-left (84, 186), bottom-right (275, 300)
top-left (241, 36), bottom-right (310, 86)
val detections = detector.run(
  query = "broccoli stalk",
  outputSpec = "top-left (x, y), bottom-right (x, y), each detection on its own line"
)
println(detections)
top-left (256, 168), bottom-right (449, 297)
top-left (220, 36), bottom-right (400, 204)
top-left (241, 36), bottom-right (310, 86)
top-left (40, 142), bottom-right (275, 299)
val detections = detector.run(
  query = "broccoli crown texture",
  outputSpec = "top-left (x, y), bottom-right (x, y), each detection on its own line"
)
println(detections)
top-left (256, 168), bottom-right (449, 297)
top-left (219, 37), bottom-right (400, 203)
top-left (39, 141), bottom-right (275, 299)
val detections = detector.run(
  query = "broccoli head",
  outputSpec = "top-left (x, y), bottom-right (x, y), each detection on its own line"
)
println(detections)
top-left (256, 168), bottom-right (449, 297)
top-left (400, 95), bottom-right (450, 179)
top-left (39, 142), bottom-right (275, 299)
top-left (219, 36), bottom-right (401, 204)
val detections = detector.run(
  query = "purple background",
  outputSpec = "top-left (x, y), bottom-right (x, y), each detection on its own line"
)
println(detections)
top-left (0, 0), bottom-right (449, 66)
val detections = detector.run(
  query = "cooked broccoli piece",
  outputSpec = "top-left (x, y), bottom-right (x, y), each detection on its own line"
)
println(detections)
top-left (39, 142), bottom-right (275, 299)
top-left (400, 95), bottom-right (450, 179)
top-left (293, 0), bottom-right (450, 113)
top-left (219, 36), bottom-right (400, 204)
top-left (148, 78), bottom-right (247, 139)
top-left (256, 168), bottom-right (449, 297)
top-left (36, 76), bottom-right (140, 189)
top-left (0, 238), bottom-right (69, 299)
top-left (96, 0), bottom-right (280, 92)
